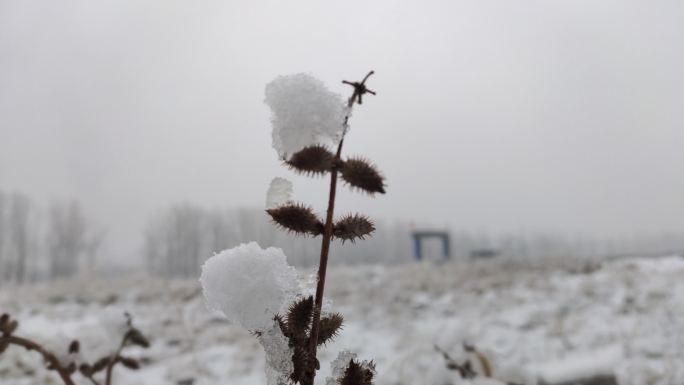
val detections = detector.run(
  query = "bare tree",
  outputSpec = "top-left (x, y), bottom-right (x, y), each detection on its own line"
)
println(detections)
top-left (6, 193), bottom-right (35, 283)
top-left (0, 191), bottom-right (6, 281)
top-left (207, 210), bottom-right (239, 255)
top-left (143, 204), bottom-right (209, 277)
top-left (46, 201), bottom-right (99, 279)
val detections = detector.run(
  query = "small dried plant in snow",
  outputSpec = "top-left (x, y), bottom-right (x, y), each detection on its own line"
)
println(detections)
top-left (201, 71), bottom-right (383, 385)
top-left (0, 312), bottom-right (149, 385)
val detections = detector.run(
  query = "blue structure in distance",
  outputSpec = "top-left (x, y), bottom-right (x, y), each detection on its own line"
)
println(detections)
top-left (412, 231), bottom-right (451, 261)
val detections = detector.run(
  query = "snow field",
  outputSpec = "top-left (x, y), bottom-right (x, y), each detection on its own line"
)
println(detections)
top-left (1, 255), bottom-right (683, 385)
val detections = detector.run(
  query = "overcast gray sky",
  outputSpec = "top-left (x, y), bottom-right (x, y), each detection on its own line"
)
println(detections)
top-left (1, 0), bottom-right (683, 261)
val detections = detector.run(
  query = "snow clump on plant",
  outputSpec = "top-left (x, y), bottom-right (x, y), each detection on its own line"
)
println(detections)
top-left (266, 177), bottom-right (293, 209)
top-left (200, 242), bottom-right (298, 331)
top-left (265, 73), bottom-right (348, 158)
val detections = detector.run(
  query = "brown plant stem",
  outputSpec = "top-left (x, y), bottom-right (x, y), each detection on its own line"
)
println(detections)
top-left (104, 333), bottom-right (130, 385)
top-left (306, 138), bottom-right (344, 384)
top-left (1, 335), bottom-right (76, 385)
top-left (306, 70), bottom-right (374, 385)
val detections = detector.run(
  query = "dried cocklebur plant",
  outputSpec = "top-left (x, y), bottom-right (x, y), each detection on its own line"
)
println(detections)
top-left (265, 70), bottom-right (383, 385)
top-left (200, 71), bottom-right (382, 385)
top-left (0, 312), bottom-right (149, 385)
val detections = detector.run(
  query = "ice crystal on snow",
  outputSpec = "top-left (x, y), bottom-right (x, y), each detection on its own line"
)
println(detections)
top-left (200, 242), bottom-right (298, 331)
top-left (326, 350), bottom-right (358, 385)
top-left (266, 177), bottom-right (293, 209)
top-left (265, 73), bottom-right (348, 158)
top-left (259, 322), bottom-right (294, 385)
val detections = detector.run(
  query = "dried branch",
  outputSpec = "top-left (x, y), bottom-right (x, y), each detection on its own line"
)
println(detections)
top-left (1, 314), bottom-right (76, 385)
top-left (0, 312), bottom-right (149, 385)
top-left (104, 314), bottom-right (148, 385)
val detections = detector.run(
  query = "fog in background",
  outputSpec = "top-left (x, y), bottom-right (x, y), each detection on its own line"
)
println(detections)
top-left (1, 0), bottom-right (683, 268)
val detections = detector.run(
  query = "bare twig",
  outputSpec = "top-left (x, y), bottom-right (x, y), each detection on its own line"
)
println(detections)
top-left (1, 312), bottom-right (148, 385)
top-left (435, 344), bottom-right (478, 379)
top-left (104, 333), bottom-right (130, 385)
top-left (0, 334), bottom-right (76, 385)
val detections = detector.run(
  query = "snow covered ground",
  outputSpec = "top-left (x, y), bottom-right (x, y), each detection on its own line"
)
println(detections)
top-left (1, 255), bottom-right (683, 385)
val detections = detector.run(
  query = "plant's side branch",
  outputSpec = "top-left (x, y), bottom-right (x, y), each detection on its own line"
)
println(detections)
top-left (306, 70), bottom-right (374, 385)
top-left (104, 332), bottom-right (130, 385)
top-left (1, 335), bottom-right (76, 385)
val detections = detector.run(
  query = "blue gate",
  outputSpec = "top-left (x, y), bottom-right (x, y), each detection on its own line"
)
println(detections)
top-left (411, 231), bottom-right (451, 261)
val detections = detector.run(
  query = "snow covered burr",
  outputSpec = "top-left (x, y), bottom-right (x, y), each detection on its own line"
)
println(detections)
top-left (199, 242), bottom-right (298, 332)
top-left (265, 73), bottom-right (348, 158)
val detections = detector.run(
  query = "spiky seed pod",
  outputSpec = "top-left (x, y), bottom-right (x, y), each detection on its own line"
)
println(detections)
top-left (119, 356), bottom-right (140, 370)
top-left (340, 157), bottom-right (385, 195)
top-left (267, 203), bottom-right (324, 236)
top-left (68, 340), bottom-right (80, 354)
top-left (79, 363), bottom-right (93, 376)
top-left (317, 313), bottom-right (343, 346)
top-left (286, 145), bottom-right (335, 176)
top-left (340, 359), bottom-right (375, 385)
top-left (333, 214), bottom-right (375, 243)
top-left (291, 346), bottom-right (316, 384)
top-left (273, 314), bottom-right (287, 335)
top-left (273, 314), bottom-right (290, 338)
top-left (125, 328), bottom-right (150, 348)
top-left (0, 314), bottom-right (17, 335)
top-left (91, 357), bottom-right (110, 373)
top-left (4, 320), bottom-right (18, 335)
top-left (286, 296), bottom-right (314, 339)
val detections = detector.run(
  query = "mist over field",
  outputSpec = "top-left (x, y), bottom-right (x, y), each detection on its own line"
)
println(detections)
top-left (2, 0), bottom-right (684, 268)
top-left (1, 1), bottom-right (684, 385)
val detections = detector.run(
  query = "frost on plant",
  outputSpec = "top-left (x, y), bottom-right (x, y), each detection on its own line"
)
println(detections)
top-left (326, 350), bottom-right (376, 385)
top-left (258, 322), bottom-right (295, 385)
top-left (265, 73), bottom-right (348, 158)
top-left (326, 350), bottom-right (358, 385)
top-left (266, 177), bottom-right (294, 209)
top-left (199, 242), bottom-right (298, 331)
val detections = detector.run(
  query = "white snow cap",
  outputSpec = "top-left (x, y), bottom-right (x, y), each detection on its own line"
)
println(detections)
top-left (100, 307), bottom-right (130, 340)
top-left (266, 177), bottom-right (293, 209)
top-left (200, 242), bottom-right (298, 331)
top-left (265, 73), bottom-right (348, 158)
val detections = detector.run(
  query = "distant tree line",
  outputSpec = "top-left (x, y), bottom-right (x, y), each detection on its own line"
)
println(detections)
top-left (143, 204), bottom-right (411, 278)
top-left (144, 203), bottom-right (684, 278)
top-left (0, 190), bottom-right (102, 284)
top-left (4, 190), bottom-right (683, 282)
